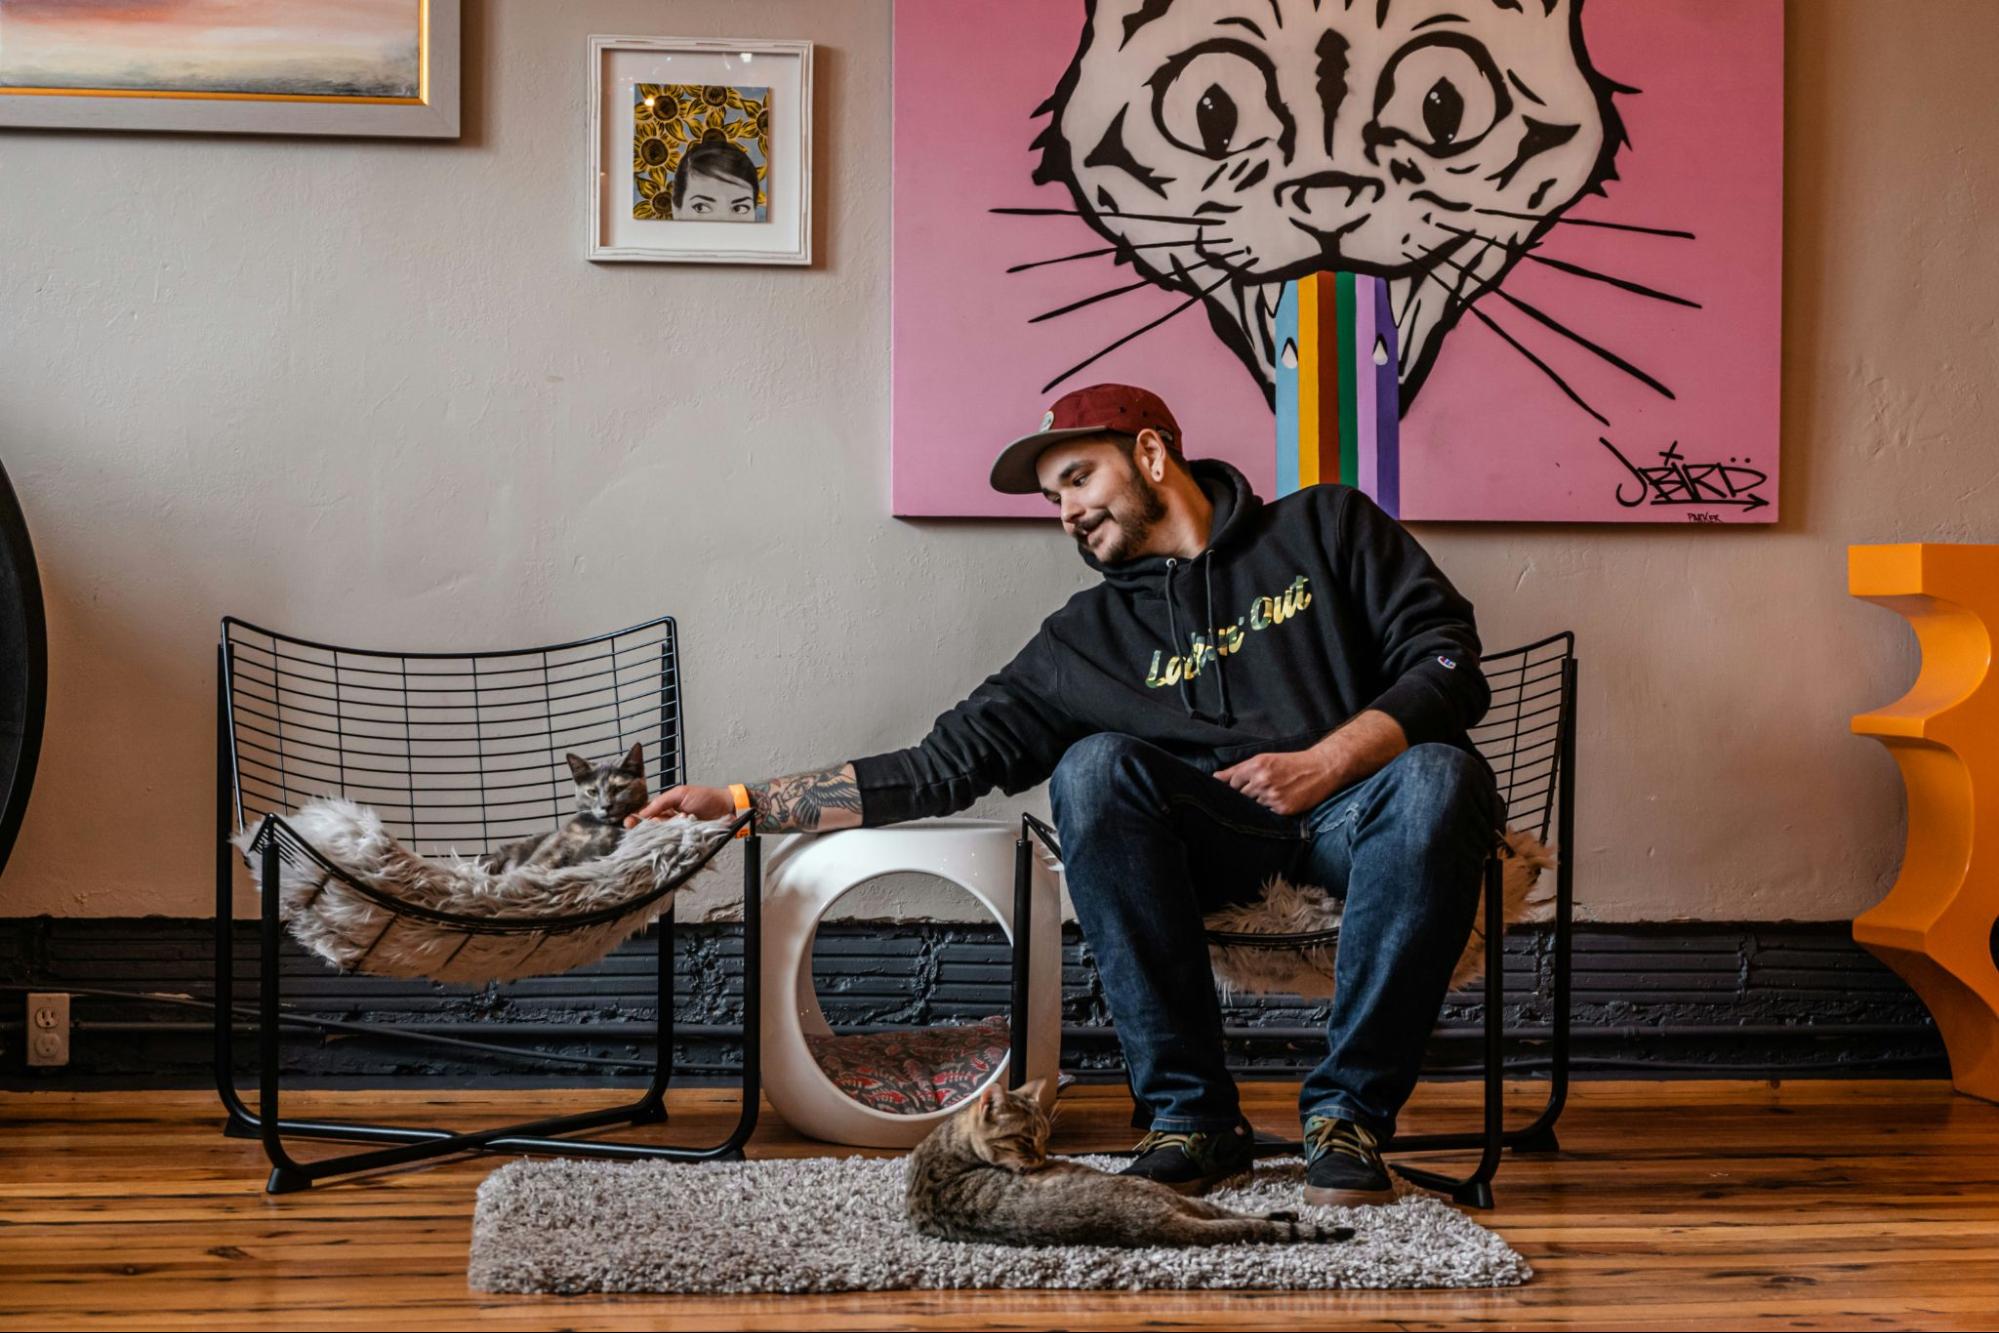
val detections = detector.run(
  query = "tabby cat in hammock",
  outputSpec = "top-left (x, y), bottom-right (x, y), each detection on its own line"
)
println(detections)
top-left (477, 743), bottom-right (648, 873)
top-left (905, 1078), bottom-right (1355, 1249)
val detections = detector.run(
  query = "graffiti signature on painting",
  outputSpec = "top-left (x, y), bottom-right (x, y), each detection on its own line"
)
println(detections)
top-left (1599, 437), bottom-right (1769, 514)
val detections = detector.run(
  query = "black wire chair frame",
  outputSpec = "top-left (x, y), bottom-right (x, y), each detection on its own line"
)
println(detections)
top-left (214, 614), bottom-right (761, 1194)
top-left (1011, 632), bottom-right (1578, 1210)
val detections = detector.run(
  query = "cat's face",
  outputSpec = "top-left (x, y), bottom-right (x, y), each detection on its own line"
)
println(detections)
top-left (565, 743), bottom-right (648, 822)
top-left (962, 1078), bottom-right (1056, 1172)
top-left (1034, 0), bottom-right (1623, 404)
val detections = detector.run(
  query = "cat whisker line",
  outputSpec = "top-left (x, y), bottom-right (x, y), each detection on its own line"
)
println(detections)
top-left (1041, 271), bottom-right (1235, 395)
top-left (1475, 206), bottom-right (1696, 240)
top-left (1401, 251), bottom-right (1611, 428)
top-left (1433, 220), bottom-right (1702, 307)
top-left (990, 205), bottom-right (1220, 227)
top-left (1004, 237), bottom-right (1222, 274)
top-left (1526, 250), bottom-right (1703, 309)
top-left (1028, 251), bottom-right (1245, 325)
top-left (1426, 248), bottom-right (1677, 400)
top-left (1446, 231), bottom-right (1502, 307)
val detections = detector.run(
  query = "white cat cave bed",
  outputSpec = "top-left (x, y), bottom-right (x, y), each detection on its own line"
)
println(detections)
top-left (757, 819), bottom-right (1065, 1149)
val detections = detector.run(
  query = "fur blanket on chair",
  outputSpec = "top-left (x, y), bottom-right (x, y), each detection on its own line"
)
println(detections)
top-left (1202, 827), bottom-right (1557, 1000)
top-left (231, 798), bottom-right (737, 984)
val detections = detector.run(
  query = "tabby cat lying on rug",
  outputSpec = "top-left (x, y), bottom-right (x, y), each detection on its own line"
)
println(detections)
top-left (479, 743), bottom-right (648, 872)
top-left (905, 1080), bottom-right (1354, 1248)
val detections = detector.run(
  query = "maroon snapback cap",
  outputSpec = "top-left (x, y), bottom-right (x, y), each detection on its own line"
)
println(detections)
top-left (989, 383), bottom-right (1183, 494)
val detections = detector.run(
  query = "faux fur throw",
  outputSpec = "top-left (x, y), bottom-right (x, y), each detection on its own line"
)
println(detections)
top-left (1203, 827), bottom-right (1557, 1000)
top-left (231, 798), bottom-right (736, 985)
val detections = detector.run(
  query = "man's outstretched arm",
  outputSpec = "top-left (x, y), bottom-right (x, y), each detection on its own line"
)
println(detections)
top-left (624, 763), bottom-right (863, 834)
top-left (630, 627), bottom-right (1078, 833)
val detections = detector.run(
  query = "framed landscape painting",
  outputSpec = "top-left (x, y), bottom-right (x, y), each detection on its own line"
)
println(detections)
top-left (0, 0), bottom-right (460, 138)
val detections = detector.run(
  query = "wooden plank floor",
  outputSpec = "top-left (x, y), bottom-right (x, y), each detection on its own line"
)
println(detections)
top-left (1, 1078), bottom-right (1996, 1331)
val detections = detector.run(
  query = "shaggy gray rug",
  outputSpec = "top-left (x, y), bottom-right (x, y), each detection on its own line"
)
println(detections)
top-left (468, 1154), bottom-right (1532, 1294)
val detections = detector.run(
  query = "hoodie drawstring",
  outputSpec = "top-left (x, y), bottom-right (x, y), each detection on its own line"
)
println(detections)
top-left (1162, 558), bottom-right (1197, 720)
top-left (1162, 555), bottom-right (1236, 728)
top-left (1201, 551), bottom-right (1236, 727)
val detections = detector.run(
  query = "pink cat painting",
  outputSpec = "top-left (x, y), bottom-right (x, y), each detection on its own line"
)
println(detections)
top-left (891, 0), bottom-right (1783, 524)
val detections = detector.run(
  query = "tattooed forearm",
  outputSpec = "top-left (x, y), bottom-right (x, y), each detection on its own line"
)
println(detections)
top-left (747, 764), bottom-right (863, 833)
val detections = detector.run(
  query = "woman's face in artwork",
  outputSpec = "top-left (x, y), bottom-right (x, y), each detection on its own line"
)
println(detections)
top-left (681, 167), bottom-right (756, 220)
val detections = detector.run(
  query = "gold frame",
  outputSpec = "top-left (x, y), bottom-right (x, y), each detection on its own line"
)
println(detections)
top-left (0, 0), bottom-right (458, 136)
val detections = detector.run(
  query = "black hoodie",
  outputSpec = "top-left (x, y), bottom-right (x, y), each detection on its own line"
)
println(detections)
top-left (849, 459), bottom-right (1490, 826)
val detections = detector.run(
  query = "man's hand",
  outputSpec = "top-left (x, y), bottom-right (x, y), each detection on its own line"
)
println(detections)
top-left (1213, 750), bottom-right (1336, 816)
top-left (625, 784), bottom-right (735, 827)
top-left (1214, 710), bottom-right (1410, 816)
top-left (623, 764), bottom-right (865, 833)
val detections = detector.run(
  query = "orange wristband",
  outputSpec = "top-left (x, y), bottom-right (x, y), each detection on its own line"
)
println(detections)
top-left (728, 783), bottom-right (752, 838)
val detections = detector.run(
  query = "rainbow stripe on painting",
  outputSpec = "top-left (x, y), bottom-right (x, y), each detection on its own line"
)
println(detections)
top-left (1273, 272), bottom-right (1400, 516)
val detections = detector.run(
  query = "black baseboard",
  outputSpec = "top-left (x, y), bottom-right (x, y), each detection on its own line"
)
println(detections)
top-left (0, 917), bottom-right (1945, 1090)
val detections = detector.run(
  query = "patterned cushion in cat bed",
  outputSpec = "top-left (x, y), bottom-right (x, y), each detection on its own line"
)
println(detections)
top-left (1202, 826), bottom-right (1556, 999)
top-left (803, 1015), bottom-right (1012, 1115)
top-left (232, 797), bottom-right (739, 984)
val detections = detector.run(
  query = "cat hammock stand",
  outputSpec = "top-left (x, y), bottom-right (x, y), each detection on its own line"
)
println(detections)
top-left (212, 615), bottom-right (763, 1194)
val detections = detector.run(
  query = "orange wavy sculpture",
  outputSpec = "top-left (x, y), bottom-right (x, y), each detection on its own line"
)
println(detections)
top-left (1850, 543), bottom-right (1999, 1103)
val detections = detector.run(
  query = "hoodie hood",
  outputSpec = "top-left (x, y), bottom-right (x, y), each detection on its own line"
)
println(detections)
top-left (1084, 458), bottom-right (1263, 726)
top-left (1084, 458), bottom-right (1263, 590)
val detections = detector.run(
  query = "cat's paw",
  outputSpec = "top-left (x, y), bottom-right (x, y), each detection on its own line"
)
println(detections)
top-left (1264, 1209), bottom-right (1299, 1223)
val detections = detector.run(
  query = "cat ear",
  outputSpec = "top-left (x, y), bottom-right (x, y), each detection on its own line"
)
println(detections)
top-left (564, 753), bottom-right (592, 784)
top-left (620, 742), bottom-right (645, 776)
top-left (978, 1082), bottom-right (1007, 1118)
top-left (1018, 1077), bottom-right (1056, 1113)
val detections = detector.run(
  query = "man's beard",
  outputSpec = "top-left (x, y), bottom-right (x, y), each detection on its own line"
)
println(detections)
top-left (1075, 460), bottom-right (1169, 565)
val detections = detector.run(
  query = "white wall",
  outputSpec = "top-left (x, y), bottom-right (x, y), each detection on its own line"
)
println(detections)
top-left (1, 1), bottom-right (1994, 924)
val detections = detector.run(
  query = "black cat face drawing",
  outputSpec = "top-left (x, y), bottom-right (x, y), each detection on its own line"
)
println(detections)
top-left (1031, 0), bottom-right (1628, 409)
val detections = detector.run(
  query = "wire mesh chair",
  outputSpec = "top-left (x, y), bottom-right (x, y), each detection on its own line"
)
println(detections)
top-left (1015, 631), bottom-right (1578, 1209)
top-left (214, 614), bottom-right (761, 1194)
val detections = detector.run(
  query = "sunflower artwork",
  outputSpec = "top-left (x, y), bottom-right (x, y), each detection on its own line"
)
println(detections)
top-left (632, 83), bottom-right (770, 222)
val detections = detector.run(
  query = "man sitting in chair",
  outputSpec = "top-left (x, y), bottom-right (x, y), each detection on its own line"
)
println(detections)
top-left (630, 383), bottom-right (1502, 1207)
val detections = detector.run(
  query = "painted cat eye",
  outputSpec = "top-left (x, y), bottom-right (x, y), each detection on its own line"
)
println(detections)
top-left (1150, 42), bottom-right (1284, 161)
top-left (1372, 34), bottom-right (1511, 159)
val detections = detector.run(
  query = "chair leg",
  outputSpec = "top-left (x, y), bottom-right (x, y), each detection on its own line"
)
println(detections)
top-left (1392, 854), bottom-right (1506, 1209)
top-left (1505, 659), bottom-right (1578, 1156)
top-left (1506, 854), bottom-right (1570, 1156)
top-left (630, 906), bottom-right (672, 1126)
top-left (1009, 828), bottom-right (1032, 1091)
top-left (213, 659), bottom-right (259, 1143)
top-left (218, 833), bottom-right (766, 1191)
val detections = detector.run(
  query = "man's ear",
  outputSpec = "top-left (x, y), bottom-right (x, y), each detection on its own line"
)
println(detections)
top-left (1133, 428), bottom-right (1170, 479)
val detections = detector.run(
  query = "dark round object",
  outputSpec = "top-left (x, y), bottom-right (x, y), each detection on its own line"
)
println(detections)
top-left (0, 458), bottom-right (46, 879)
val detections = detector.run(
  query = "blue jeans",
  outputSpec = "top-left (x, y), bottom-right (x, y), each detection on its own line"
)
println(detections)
top-left (1049, 733), bottom-right (1505, 1141)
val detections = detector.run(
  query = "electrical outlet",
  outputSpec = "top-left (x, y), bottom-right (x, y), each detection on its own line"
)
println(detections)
top-left (27, 992), bottom-right (68, 1067)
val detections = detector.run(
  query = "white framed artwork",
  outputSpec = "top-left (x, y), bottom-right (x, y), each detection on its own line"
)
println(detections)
top-left (587, 35), bottom-right (812, 266)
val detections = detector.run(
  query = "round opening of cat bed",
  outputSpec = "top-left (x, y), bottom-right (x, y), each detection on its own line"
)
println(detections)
top-left (803, 876), bottom-right (1013, 1118)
